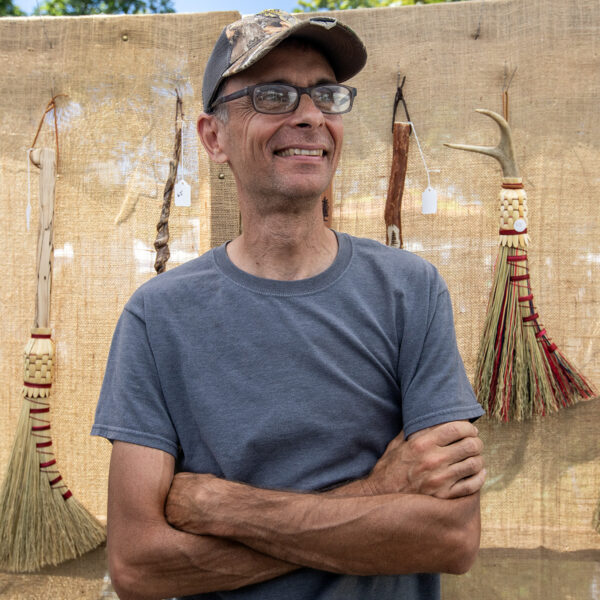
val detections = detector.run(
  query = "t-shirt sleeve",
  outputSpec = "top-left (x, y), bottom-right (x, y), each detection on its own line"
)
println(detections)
top-left (399, 278), bottom-right (484, 438)
top-left (91, 296), bottom-right (179, 457)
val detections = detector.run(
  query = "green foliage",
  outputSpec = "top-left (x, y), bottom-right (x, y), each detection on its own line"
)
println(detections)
top-left (0, 0), bottom-right (25, 15)
top-left (33, 0), bottom-right (174, 15)
top-left (295, 0), bottom-right (466, 12)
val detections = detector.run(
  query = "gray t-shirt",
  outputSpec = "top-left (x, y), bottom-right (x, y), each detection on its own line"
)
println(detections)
top-left (92, 231), bottom-right (483, 600)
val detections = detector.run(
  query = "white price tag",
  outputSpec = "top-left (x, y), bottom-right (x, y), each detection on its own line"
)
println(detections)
top-left (421, 186), bottom-right (437, 214)
top-left (514, 218), bottom-right (527, 232)
top-left (174, 179), bottom-right (191, 207)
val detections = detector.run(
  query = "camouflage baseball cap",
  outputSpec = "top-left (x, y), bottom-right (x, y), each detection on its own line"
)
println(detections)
top-left (202, 9), bottom-right (367, 112)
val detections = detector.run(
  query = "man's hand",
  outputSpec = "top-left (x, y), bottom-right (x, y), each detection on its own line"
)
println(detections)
top-left (166, 472), bottom-right (220, 535)
top-left (363, 421), bottom-right (485, 499)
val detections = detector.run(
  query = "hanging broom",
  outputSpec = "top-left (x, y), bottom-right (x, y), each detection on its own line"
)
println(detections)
top-left (445, 109), bottom-right (596, 421)
top-left (0, 147), bottom-right (105, 572)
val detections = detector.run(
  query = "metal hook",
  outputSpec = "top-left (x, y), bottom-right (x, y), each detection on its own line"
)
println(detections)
top-left (392, 74), bottom-right (411, 134)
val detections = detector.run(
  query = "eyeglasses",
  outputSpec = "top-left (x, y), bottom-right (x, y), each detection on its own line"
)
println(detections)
top-left (209, 83), bottom-right (357, 115)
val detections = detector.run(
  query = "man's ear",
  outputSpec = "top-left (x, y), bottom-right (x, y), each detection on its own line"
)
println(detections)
top-left (197, 113), bottom-right (229, 164)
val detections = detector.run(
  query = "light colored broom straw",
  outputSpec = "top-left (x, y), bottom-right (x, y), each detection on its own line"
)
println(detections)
top-left (0, 147), bottom-right (105, 572)
top-left (445, 110), bottom-right (596, 421)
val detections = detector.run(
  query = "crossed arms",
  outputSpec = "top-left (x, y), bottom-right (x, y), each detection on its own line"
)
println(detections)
top-left (107, 421), bottom-right (485, 600)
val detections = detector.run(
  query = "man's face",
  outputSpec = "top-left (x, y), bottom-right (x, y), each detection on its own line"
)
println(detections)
top-left (215, 43), bottom-right (344, 212)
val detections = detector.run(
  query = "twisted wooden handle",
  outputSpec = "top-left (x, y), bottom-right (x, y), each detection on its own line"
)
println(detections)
top-left (29, 148), bottom-right (55, 330)
top-left (385, 122), bottom-right (411, 248)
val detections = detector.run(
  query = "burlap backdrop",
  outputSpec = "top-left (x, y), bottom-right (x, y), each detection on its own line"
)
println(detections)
top-left (0, 0), bottom-right (598, 591)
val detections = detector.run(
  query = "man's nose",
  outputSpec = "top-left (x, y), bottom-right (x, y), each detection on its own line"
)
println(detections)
top-left (291, 92), bottom-right (325, 127)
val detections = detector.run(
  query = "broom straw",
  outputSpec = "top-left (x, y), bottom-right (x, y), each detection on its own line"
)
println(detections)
top-left (445, 110), bottom-right (596, 421)
top-left (0, 147), bottom-right (105, 572)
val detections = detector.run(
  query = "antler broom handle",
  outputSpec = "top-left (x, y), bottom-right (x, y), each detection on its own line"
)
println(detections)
top-left (29, 148), bottom-right (55, 330)
top-left (445, 109), bottom-right (528, 249)
top-left (444, 109), bottom-right (520, 179)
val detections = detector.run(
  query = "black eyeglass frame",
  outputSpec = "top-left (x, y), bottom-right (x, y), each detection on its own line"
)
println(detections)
top-left (209, 83), bottom-right (358, 115)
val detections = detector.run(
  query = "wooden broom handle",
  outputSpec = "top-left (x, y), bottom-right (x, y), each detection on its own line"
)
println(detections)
top-left (30, 148), bottom-right (55, 330)
top-left (385, 122), bottom-right (411, 248)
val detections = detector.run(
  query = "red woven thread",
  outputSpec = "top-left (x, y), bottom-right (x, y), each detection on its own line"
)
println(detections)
top-left (24, 382), bottom-right (52, 389)
top-left (31, 333), bottom-right (52, 339)
top-left (29, 407), bottom-right (50, 414)
top-left (49, 475), bottom-right (63, 486)
top-left (535, 329), bottom-right (547, 338)
top-left (507, 255), bottom-right (528, 262)
top-left (519, 294), bottom-right (534, 301)
top-left (40, 459), bottom-right (56, 468)
top-left (62, 490), bottom-right (73, 500)
top-left (31, 424), bottom-right (51, 431)
top-left (36, 441), bottom-right (52, 448)
top-left (523, 313), bottom-right (539, 323)
top-left (502, 183), bottom-right (524, 189)
top-left (510, 274), bottom-right (530, 282)
top-left (500, 229), bottom-right (528, 235)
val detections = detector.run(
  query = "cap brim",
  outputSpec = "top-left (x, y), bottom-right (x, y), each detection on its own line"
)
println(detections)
top-left (223, 18), bottom-right (367, 84)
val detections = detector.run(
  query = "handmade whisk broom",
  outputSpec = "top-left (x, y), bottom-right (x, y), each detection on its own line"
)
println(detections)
top-left (445, 109), bottom-right (596, 421)
top-left (0, 141), bottom-right (105, 571)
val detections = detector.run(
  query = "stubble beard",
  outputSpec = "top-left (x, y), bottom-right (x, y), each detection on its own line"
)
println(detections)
top-left (241, 167), bottom-right (331, 219)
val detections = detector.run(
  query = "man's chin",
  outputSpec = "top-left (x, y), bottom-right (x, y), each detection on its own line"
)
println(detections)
top-left (253, 188), bottom-right (326, 217)
top-left (277, 173), bottom-right (331, 201)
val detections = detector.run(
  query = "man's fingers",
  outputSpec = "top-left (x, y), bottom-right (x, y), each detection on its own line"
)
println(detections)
top-left (431, 421), bottom-right (480, 446)
top-left (445, 468), bottom-right (487, 499)
top-left (409, 420), bottom-right (478, 446)
top-left (450, 455), bottom-right (485, 482)
top-left (444, 435), bottom-right (484, 466)
top-left (420, 455), bottom-right (484, 497)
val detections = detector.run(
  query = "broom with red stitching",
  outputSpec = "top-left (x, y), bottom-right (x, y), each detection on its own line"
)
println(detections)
top-left (0, 147), bottom-right (105, 572)
top-left (445, 109), bottom-right (596, 421)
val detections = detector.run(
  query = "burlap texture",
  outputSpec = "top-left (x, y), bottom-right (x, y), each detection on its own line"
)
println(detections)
top-left (0, 8), bottom-right (239, 526)
top-left (0, 2), bottom-right (598, 592)
top-left (332, 0), bottom-right (599, 552)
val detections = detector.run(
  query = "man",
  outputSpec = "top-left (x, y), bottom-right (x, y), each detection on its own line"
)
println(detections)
top-left (92, 10), bottom-right (485, 600)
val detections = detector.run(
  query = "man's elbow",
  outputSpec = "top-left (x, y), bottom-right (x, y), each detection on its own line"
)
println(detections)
top-left (442, 495), bottom-right (481, 575)
top-left (443, 525), bottom-right (480, 574)
top-left (109, 551), bottom-right (161, 600)
top-left (109, 557), bottom-right (144, 600)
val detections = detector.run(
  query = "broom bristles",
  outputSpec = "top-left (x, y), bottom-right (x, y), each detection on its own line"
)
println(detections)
top-left (0, 333), bottom-right (105, 572)
top-left (475, 245), bottom-right (596, 421)
top-left (0, 396), bottom-right (106, 572)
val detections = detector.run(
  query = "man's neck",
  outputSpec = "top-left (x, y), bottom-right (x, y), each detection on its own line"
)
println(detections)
top-left (226, 206), bottom-right (338, 281)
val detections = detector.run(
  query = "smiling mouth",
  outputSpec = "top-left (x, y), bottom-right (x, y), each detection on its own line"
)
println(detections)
top-left (275, 148), bottom-right (325, 157)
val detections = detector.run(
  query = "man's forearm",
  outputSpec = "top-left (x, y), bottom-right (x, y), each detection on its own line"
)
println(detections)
top-left (107, 442), bottom-right (301, 600)
top-left (165, 422), bottom-right (484, 579)
top-left (114, 468), bottom-right (416, 599)
top-left (109, 522), bottom-right (300, 600)
top-left (167, 476), bottom-right (481, 577)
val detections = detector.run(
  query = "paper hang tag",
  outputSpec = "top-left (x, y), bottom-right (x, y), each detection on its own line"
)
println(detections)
top-left (174, 179), bottom-right (191, 207)
top-left (421, 186), bottom-right (437, 214)
top-left (514, 218), bottom-right (527, 232)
